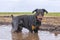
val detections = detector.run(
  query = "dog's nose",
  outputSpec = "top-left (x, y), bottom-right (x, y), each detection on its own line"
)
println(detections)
top-left (38, 18), bottom-right (42, 21)
top-left (39, 18), bottom-right (42, 20)
top-left (37, 15), bottom-right (43, 21)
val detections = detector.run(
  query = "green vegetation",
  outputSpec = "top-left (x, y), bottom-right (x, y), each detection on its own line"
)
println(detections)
top-left (0, 12), bottom-right (60, 17)
top-left (45, 12), bottom-right (60, 17)
top-left (0, 12), bottom-right (32, 16)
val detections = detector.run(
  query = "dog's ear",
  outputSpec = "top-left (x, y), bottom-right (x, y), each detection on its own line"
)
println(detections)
top-left (32, 9), bottom-right (38, 13)
top-left (42, 9), bottom-right (48, 14)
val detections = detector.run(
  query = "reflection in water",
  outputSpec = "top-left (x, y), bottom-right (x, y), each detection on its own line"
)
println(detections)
top-left (12, 32), bottom-right (23, 40)
top-left (50, 31), bottom-right (60, 36)
top-left (12, 32), bottom-right (39, 40)
top-left (1, 25), bottom-right (60, 40)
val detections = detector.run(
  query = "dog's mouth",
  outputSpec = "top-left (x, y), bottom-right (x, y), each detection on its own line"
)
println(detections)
top-left (37, 18), bottom-right (42, 22)
top-left (37, 16), bottom-right (43, 21)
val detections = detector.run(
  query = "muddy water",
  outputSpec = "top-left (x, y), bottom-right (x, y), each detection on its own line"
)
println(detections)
top-left (0, 25), bottom-right (60, 40)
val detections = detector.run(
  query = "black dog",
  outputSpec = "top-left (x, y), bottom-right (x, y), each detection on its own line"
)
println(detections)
top-left (11, 9), bottom-right (48, 33)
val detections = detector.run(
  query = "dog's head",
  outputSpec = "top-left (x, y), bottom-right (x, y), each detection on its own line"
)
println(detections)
top-left (32, 9), bottom-right (48, 21)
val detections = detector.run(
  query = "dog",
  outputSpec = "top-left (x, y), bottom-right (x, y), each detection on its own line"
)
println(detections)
top-left (11, 9), bottom-right (48, 33)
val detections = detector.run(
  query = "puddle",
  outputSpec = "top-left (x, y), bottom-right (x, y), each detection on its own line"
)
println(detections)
top-left (0, 25), bottom-right (60, 40)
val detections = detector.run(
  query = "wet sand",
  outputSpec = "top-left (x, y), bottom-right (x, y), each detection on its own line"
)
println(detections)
top-left (0, 25), bottom-right (60, 40)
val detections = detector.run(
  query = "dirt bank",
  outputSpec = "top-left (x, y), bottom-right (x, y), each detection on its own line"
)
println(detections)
top-left (0, 16), bottom-right (60, 25)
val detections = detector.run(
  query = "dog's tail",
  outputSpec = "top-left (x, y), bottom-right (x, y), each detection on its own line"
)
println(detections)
top-left (11, 15), bottom-right (13, 19)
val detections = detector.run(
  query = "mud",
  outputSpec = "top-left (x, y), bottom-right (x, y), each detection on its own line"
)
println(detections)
top-left (0, 25), bottom-right (60, 40)
top-left (0, 17), bottom-right (60, 32)
top-left (0, 17), bottom-right (60, 40)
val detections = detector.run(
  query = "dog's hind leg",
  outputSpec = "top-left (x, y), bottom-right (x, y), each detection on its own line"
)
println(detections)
top-left (12, 19), bottom-right (19, 32)
top-left (12, 22), bottom-right (18, 32)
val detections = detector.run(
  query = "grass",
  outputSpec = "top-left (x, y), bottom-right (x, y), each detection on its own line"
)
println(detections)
top-left (0, 12), bottom-right (60, 17)
top-left (45, 12), bottom-right (60, 17)
top-left (0, 12), bottom-right (32, 16)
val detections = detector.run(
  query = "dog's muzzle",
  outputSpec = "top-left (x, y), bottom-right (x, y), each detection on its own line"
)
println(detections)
top-left (37, 15), bottom-right (43, 21)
